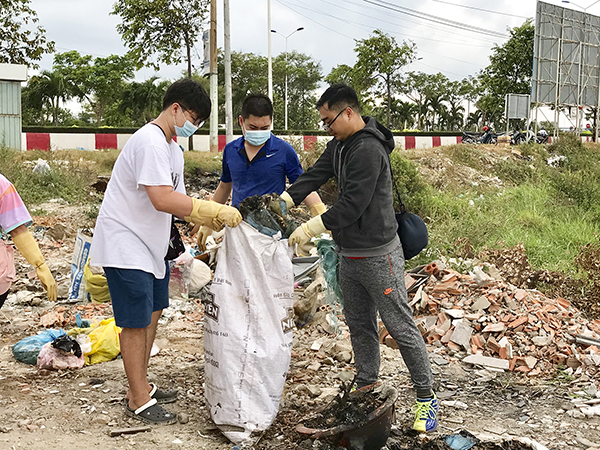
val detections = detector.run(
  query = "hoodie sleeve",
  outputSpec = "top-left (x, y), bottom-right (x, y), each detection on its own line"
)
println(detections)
top-left (320, 137), bottom-right (387, 231)
top-left (287, 141), bottom-right (336, 205)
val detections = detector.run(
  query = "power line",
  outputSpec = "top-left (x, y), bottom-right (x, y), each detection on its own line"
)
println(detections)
top-left (275, 0), bottom-right (478, 79)
top-left (293, 0), bottom-right (497, 48)
top-left (362, 0), bottom-right (508, 39)
top-left (274, 0), bottom-right (356, 40)
top-left (281, 0), bottom-right (486, 67)
top-left (332, 0), bottom-right (500, 45)
top-left (431, 0), bottom-right (530, 20)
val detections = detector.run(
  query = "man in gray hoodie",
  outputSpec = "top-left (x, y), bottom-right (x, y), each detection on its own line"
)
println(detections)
top-left (284, 84), bottom-right (438, 433)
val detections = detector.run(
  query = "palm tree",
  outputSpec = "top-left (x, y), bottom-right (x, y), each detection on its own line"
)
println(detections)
top-left (29, 70), bottom-right (72, 126)
top-left (426, 94), bottom-right (448, 131)
top-left (391, 100), bottom-right (417, 130)
top-left (120, 77), bottom-right (170, 127)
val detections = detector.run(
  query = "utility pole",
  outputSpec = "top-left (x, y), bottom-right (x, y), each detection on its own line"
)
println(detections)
top-left (224, 0), bottom-right (233, 143)
top-left (267, 0), bottom-right (273, 102)
top-left (271, 27), bottom-right (303, 131)
top-left (209, 0), bottom-right (218, 152)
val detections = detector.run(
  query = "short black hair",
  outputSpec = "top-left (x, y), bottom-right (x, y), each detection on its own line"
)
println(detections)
top-left (316, 83), bottom-right (360, 113)
top-left (162, 78), bottom-right (211, 121)
top-left (241, 94), bottom-right (273, 119)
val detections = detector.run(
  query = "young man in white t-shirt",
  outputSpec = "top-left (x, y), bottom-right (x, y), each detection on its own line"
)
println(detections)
top-left (90, 79), bottom-right (242, 425)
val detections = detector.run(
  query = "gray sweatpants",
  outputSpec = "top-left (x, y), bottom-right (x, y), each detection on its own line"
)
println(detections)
top-left (339, 245), bottom-right (434, 394)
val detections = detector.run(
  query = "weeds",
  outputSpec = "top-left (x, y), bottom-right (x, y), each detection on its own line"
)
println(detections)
top-left (389, 150), bottom-right (430, 215)
top-left (183, 151), bottom-right (223, 176)
top-left (442, 144), bottom-right (486, 171)
top-left (493, 158), bottom-right (539, 185)
top-left (0, 148), bottom-right (96, 205)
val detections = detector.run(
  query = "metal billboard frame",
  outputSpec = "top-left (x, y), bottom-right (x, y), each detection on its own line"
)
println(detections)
top-left (532, 1), bottom-right (600, 139)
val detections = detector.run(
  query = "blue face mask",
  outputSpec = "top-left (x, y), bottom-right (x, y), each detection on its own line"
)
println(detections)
top-left (244, 128), bottom-right (271, 146)
top-left (174, 109), bottom-right (200, 138)
top-left (175, 119), bottom-right (198, 138)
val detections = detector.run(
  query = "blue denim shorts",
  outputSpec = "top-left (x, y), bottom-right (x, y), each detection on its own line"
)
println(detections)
top-left (104, 262), bottom-right (170, 328)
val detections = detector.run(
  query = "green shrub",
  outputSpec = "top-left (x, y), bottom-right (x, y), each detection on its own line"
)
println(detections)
top-left (389, 151), bottom-right (430, 215)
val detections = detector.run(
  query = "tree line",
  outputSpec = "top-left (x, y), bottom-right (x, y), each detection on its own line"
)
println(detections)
top-left (2, 0), bottom-right (534, 131)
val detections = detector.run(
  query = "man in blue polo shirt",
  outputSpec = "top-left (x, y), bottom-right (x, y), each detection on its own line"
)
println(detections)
top-left (197, 94), bottom-right (324, 250)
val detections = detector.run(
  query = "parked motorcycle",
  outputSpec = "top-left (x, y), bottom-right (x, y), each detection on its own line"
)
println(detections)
top-left (461, 131), bottom-right (479, 144)
top-left (510, 129), bottom-right (527, 145)
top-left (478, 127), bottom-right (497, 145)
top-left (510, 127), bottom-right (548, 145)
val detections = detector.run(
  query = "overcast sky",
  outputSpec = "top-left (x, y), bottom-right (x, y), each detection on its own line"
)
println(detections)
top-left (27, 0), bottom-right (593, 84)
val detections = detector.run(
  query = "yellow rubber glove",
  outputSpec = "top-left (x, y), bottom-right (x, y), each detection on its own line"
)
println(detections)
top-left (12, 231), bottom-right (57, 301)
top-left (280, 191), bottom-right (295, 210)
top-left (196, 226), bottom-right (212, 252)
top-left (309, 202), bottom-right (327, 217)
top-left (288, 215), bottom-right (327, 248)
top-left (184, 198), bottom-right (242, 231)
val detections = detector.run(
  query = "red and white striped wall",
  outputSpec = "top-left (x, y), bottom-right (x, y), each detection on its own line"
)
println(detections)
top-left (22, 132), bottom-right (588, 152)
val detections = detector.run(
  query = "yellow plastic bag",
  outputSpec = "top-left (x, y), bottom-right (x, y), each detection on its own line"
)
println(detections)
top-left (85, 318), bottom-right (121, 365)
top-left (84, 258), bottom-right (111, 303)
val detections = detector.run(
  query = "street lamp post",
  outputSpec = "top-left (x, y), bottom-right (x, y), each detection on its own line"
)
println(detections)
top-left (562, 0), bottom-right (600, 12)
top-left (271, 27), bottom-right (304, 131)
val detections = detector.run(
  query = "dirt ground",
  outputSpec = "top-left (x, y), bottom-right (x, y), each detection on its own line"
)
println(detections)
top-left (1, 166), bottom-right (600, 450)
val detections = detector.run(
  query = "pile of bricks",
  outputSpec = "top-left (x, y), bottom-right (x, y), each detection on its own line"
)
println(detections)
top-left (394, 264), bottom-right (600, 377)
top-left (38, 303), bottom-right (113, 328)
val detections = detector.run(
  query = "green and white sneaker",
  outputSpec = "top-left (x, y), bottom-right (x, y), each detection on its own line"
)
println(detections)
top-left (412, 394), bottom-right (439, 432)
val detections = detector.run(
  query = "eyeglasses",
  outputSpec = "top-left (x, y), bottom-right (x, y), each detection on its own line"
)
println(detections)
top-left (320, 108), bottom-right (346, 131)
top-left (181, 107), bottom-right (205, 128)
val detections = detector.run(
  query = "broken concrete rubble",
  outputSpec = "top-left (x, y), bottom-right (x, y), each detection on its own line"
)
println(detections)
top-left (377, 262), bottom-right (600, 378)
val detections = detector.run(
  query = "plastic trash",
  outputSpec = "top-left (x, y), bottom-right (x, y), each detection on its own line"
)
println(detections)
top-left (188, 258), bottom-right (212, 297)
top-left (85, 318), bottom-right (121, 365)
top-left (68, 230), bottom-right (93, 302)
top-left (32, 159), bottom-right (50, 175)
top-left (75, 313), bottom-right (91, 328)
top-left (238, 194), bottom-right (298, 238)
top-left (12, 329), bottom-right (66, 365)
top-left (76, 334), bottom-right (92, 355)
top-left (169, 246), bottom-right (195, 298)
top-left (37, 342), bottom-right (85, 370)
top-left (443, 430), bottom-right (479, 450)
top-left (51, 334), bottom-right (82, 357)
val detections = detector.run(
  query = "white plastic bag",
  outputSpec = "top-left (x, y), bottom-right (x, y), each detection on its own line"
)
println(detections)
top-left (188, 258), bottom-right (211, 297)
top-left (168, 246), bottom-right (195, 298)
top-left (204, 222), bottom-right (294, 444)
top-left (68, 230), bottom-right (92, 302)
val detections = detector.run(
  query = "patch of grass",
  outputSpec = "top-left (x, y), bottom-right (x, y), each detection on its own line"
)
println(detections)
top-left (417, 181), bottom-right (598, 273)
top-left (493, 158), bottom-right (539, 185)
top-left (183, 151), bottom-right (223, 176)
top-left (518, 142), bottom-right (547, 159)
top-left (29, 208), bottom-right (50, 216)
top-left (442, 144), bottom-right (486, 171)
top-left (0, 148), bottom-right (97, 206)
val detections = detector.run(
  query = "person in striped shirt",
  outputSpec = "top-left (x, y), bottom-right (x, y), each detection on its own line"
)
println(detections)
top-left (0, 174), bottom-right (56, 307)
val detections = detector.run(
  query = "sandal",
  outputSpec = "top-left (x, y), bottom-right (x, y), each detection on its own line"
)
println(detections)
top-left (150, 382), bottom-right (178, 404)
top-left (125, 398), bottom-right (177, 425)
